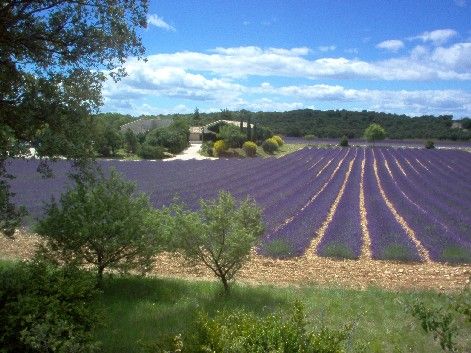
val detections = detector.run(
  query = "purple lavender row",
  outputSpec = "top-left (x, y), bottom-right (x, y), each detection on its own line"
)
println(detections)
top-left (172, 149), bottom-right (316, 210)
top-left (363, 148), bottom-right (422, 262)
top-left (398, 150), bottom-right (471, 209)
top-left (317, 153), bottom-right (363, 259)
top-left (261, 149), bottom-right (347, 230)
top-left (401, 149), bottom-right (471, 197)
top-left (377, 150), bottom-right (471, 263)
top-left (388, 149), bottom-right (471, 231)
top-left (259, 149), bottom-right (355, 257)
top-left (384, 149), bottom-right (471, 246)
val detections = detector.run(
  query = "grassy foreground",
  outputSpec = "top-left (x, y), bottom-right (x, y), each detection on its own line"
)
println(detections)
top-left (94, 275), bottom-right (467, 353)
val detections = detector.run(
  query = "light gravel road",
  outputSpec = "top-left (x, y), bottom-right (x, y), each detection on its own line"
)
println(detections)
top-left (164, 142), bottom-right (217, 161)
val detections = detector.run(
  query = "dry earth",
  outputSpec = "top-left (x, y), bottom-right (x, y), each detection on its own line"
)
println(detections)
top-left (1, 230), bottom-right (470, 292)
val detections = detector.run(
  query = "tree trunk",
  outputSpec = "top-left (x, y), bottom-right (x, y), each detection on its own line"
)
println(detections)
top-left (221, 274), bottom-right (230, 294)
top-left (96, 265), bottom-right (105, 287)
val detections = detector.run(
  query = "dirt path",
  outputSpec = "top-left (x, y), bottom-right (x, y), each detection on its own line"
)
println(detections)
top-left (164, 142), bottom-right (217, 161)
top-left (1, 231), bottom-right (469, 292)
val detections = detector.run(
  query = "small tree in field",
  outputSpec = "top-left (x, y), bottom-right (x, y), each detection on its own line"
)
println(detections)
top-left (364, 123), bottom-right (386, 144)
top-left (36, 170), bottom-right (161, 285)
top-left (168, 191), bottom-right (264, 294)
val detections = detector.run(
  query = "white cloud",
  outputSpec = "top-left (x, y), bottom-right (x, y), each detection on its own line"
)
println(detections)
top-left (318, 45), bottom-right (336, 52)
top-left (147, 14), bottom-right (175, 31)
top-left (376, 39), bottom-right (404, 52)
top-left (411, 29), bottom-right (458, 45)
top-left (454, 0), bottom-right (466, 7)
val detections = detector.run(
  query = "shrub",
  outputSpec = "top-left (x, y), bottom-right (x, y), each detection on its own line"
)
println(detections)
top-left (262, 137), bottom-right (279, 154)
top-left (242, 141), bottom-right (257, 157)
top-left (201, 141), bottom-right (214, 156)
top-left (36, 169), bottom-right (161, 285)
top-left (272, 135), bottom-right (284, 146)
top-left (0, 260), bottom-right (100, 353)
top-left (145, 126), bottom-right (188, 154)
top-left (217, 125), bottom-right (246, 148)
top-left (425, 140), bottom-right (435, 149)
top-left (339, 135), bottom-right (349, 147)
top-left (213, 139), bottom-right (226, 157)
top-left (304, 134), bottom-right (317, 140)
top-left (194, 302), bottom-right (349, 352)
top-left (138, 143), bottom-right (165, 159)
top-left (167, 191), bottom-right (264, 293)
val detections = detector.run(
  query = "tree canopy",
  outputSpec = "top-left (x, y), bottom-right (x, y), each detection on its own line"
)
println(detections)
top-left (364, 123), bottom-right (386, 143)
top-left (1, 0), bottom-right (148, 236)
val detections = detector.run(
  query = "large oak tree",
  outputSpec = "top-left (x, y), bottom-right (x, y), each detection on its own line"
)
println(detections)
top-left (0, 0), bottom-right (148, 236)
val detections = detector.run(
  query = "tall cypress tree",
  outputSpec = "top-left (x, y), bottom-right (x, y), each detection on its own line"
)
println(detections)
top-left (247, 115), bottom-right (252, 141)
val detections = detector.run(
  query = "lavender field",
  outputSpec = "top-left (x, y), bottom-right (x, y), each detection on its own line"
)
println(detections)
top-left (7, 147), bottom-right (471, 264)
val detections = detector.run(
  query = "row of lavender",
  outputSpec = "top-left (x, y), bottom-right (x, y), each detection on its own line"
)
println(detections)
top-left (7, 146), bottom-right (471, 263)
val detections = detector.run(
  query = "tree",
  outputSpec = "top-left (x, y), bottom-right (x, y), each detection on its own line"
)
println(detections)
top-left (168, 191), bottom-right (264, 293)
top-left (36, 170), bottom-right (160, 285)
top-left (124, 128), bottom-right (139, 154)
top-left (364, 123), bottom-right (386, 143)
top-left (1, 1), bottom-right (148, 236)
top-left (247, 115), bottom-right (252, 141)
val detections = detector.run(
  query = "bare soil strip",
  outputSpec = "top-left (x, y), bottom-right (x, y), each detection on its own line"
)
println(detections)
top-left (2, 231), bottom-right (469, 292)
top-left (359, 150), bottom-right (372, 259)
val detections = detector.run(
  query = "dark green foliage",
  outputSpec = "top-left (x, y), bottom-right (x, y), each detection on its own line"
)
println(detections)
top-left (247, 115), bottom-right (252, 141)
top-left (263, 239), bottom-right (295, 258)
top-left (410, 301), bottom-right (457, 352)
top-left (382, 244), bottom-right (414, 262)
top-left (145, 119), bottom-right (189, 154)
top-left (124, 129), bottom-right (139, 154)
top-left (166, 191), bottom-right (264, 293)
top-left (193, 302), bottom-right (349, 353)
top-left (35, 170), bottom-right (161, 284)
top-left (441, 246), bottom-right (471, 264)
top-left (262, 138), bottom-right (279, 154)
top-left (339, 136), bottom-right (349, 147)
top-left (322, 243), bottom-right (356, 259)
top-left (461, 118), bottom-right (471, 129)
top-left (1, 1), bottom-right (147, 235)
top-left (138, 144), bottom-right (165, 159)
top-left (410, 281), bottom-right (471, 352)
top-left (0, 260), bottom-right (100, 353)
top-left (254, 126), bottom-right (274, 143)
top-left (217, 125), bottom-right (246, 148)
top-left (425, 140), bottom-right (435, 149)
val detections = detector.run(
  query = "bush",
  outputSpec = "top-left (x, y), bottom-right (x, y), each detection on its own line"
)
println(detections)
top-left (304, 134), bottom-right (317, 140)
top-left (339, 135), bottom-right (349, 147)
top-left (242, 141), bottom-right (257, 157)
top-left (213, 139), bottom-right (226, 157)
top-left (36, 169), bottom-right (161, 285)
top-left (194, 302), bottom-right (349, 352)
top-left (0, 260), bottom-right (100, 353)
top-left (138, 143), bottom-right (165, 159)
top-left (145, 126), bottom-right (188, 154)
top-left (167, 191), bottom-right (264, 293)
top-left (425, 140), bottom-right (435, 149)
top-left (201, 141), bottom-right (214, 156)
top-left (262, 137), bottom-right (279, 154)
top-left (217, 125), bottom-right (246, 148)
top-left (272, 135), bottom-right (284, 146)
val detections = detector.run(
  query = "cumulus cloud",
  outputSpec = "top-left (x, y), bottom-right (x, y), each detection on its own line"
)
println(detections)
top-left (411, 29), bottom-right (458, 45)
top-left (376, 39), bottom-right (404, 52)
top-left (147, 14), bottom-right (175, 31)
top-left (101, 44), bottom-right (471, 117)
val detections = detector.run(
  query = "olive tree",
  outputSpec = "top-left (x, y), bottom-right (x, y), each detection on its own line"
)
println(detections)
top-left (1, 0), bottom-right (148, 236)
top-left (168, 191), bottom-right (264, 294)
top-left (36, 170), bottom-right (161, 285)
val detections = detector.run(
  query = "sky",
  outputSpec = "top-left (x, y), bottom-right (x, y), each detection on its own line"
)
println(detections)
top-left (101, 0), bottom-right (471, 118)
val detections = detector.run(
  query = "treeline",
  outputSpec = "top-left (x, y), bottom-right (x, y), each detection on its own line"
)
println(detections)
top-left (94, 109), bottom-right (471, 151)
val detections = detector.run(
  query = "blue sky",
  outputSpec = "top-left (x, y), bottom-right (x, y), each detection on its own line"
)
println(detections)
top-left (102, 0), bottom-right (471, 118)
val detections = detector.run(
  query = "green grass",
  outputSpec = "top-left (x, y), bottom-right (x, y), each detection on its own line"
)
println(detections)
top-left (94, 275), bottom-right (469, 353)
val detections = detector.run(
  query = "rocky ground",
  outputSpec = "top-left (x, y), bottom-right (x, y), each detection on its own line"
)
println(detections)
top-left (2, 230), bottom-right (469, 292)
